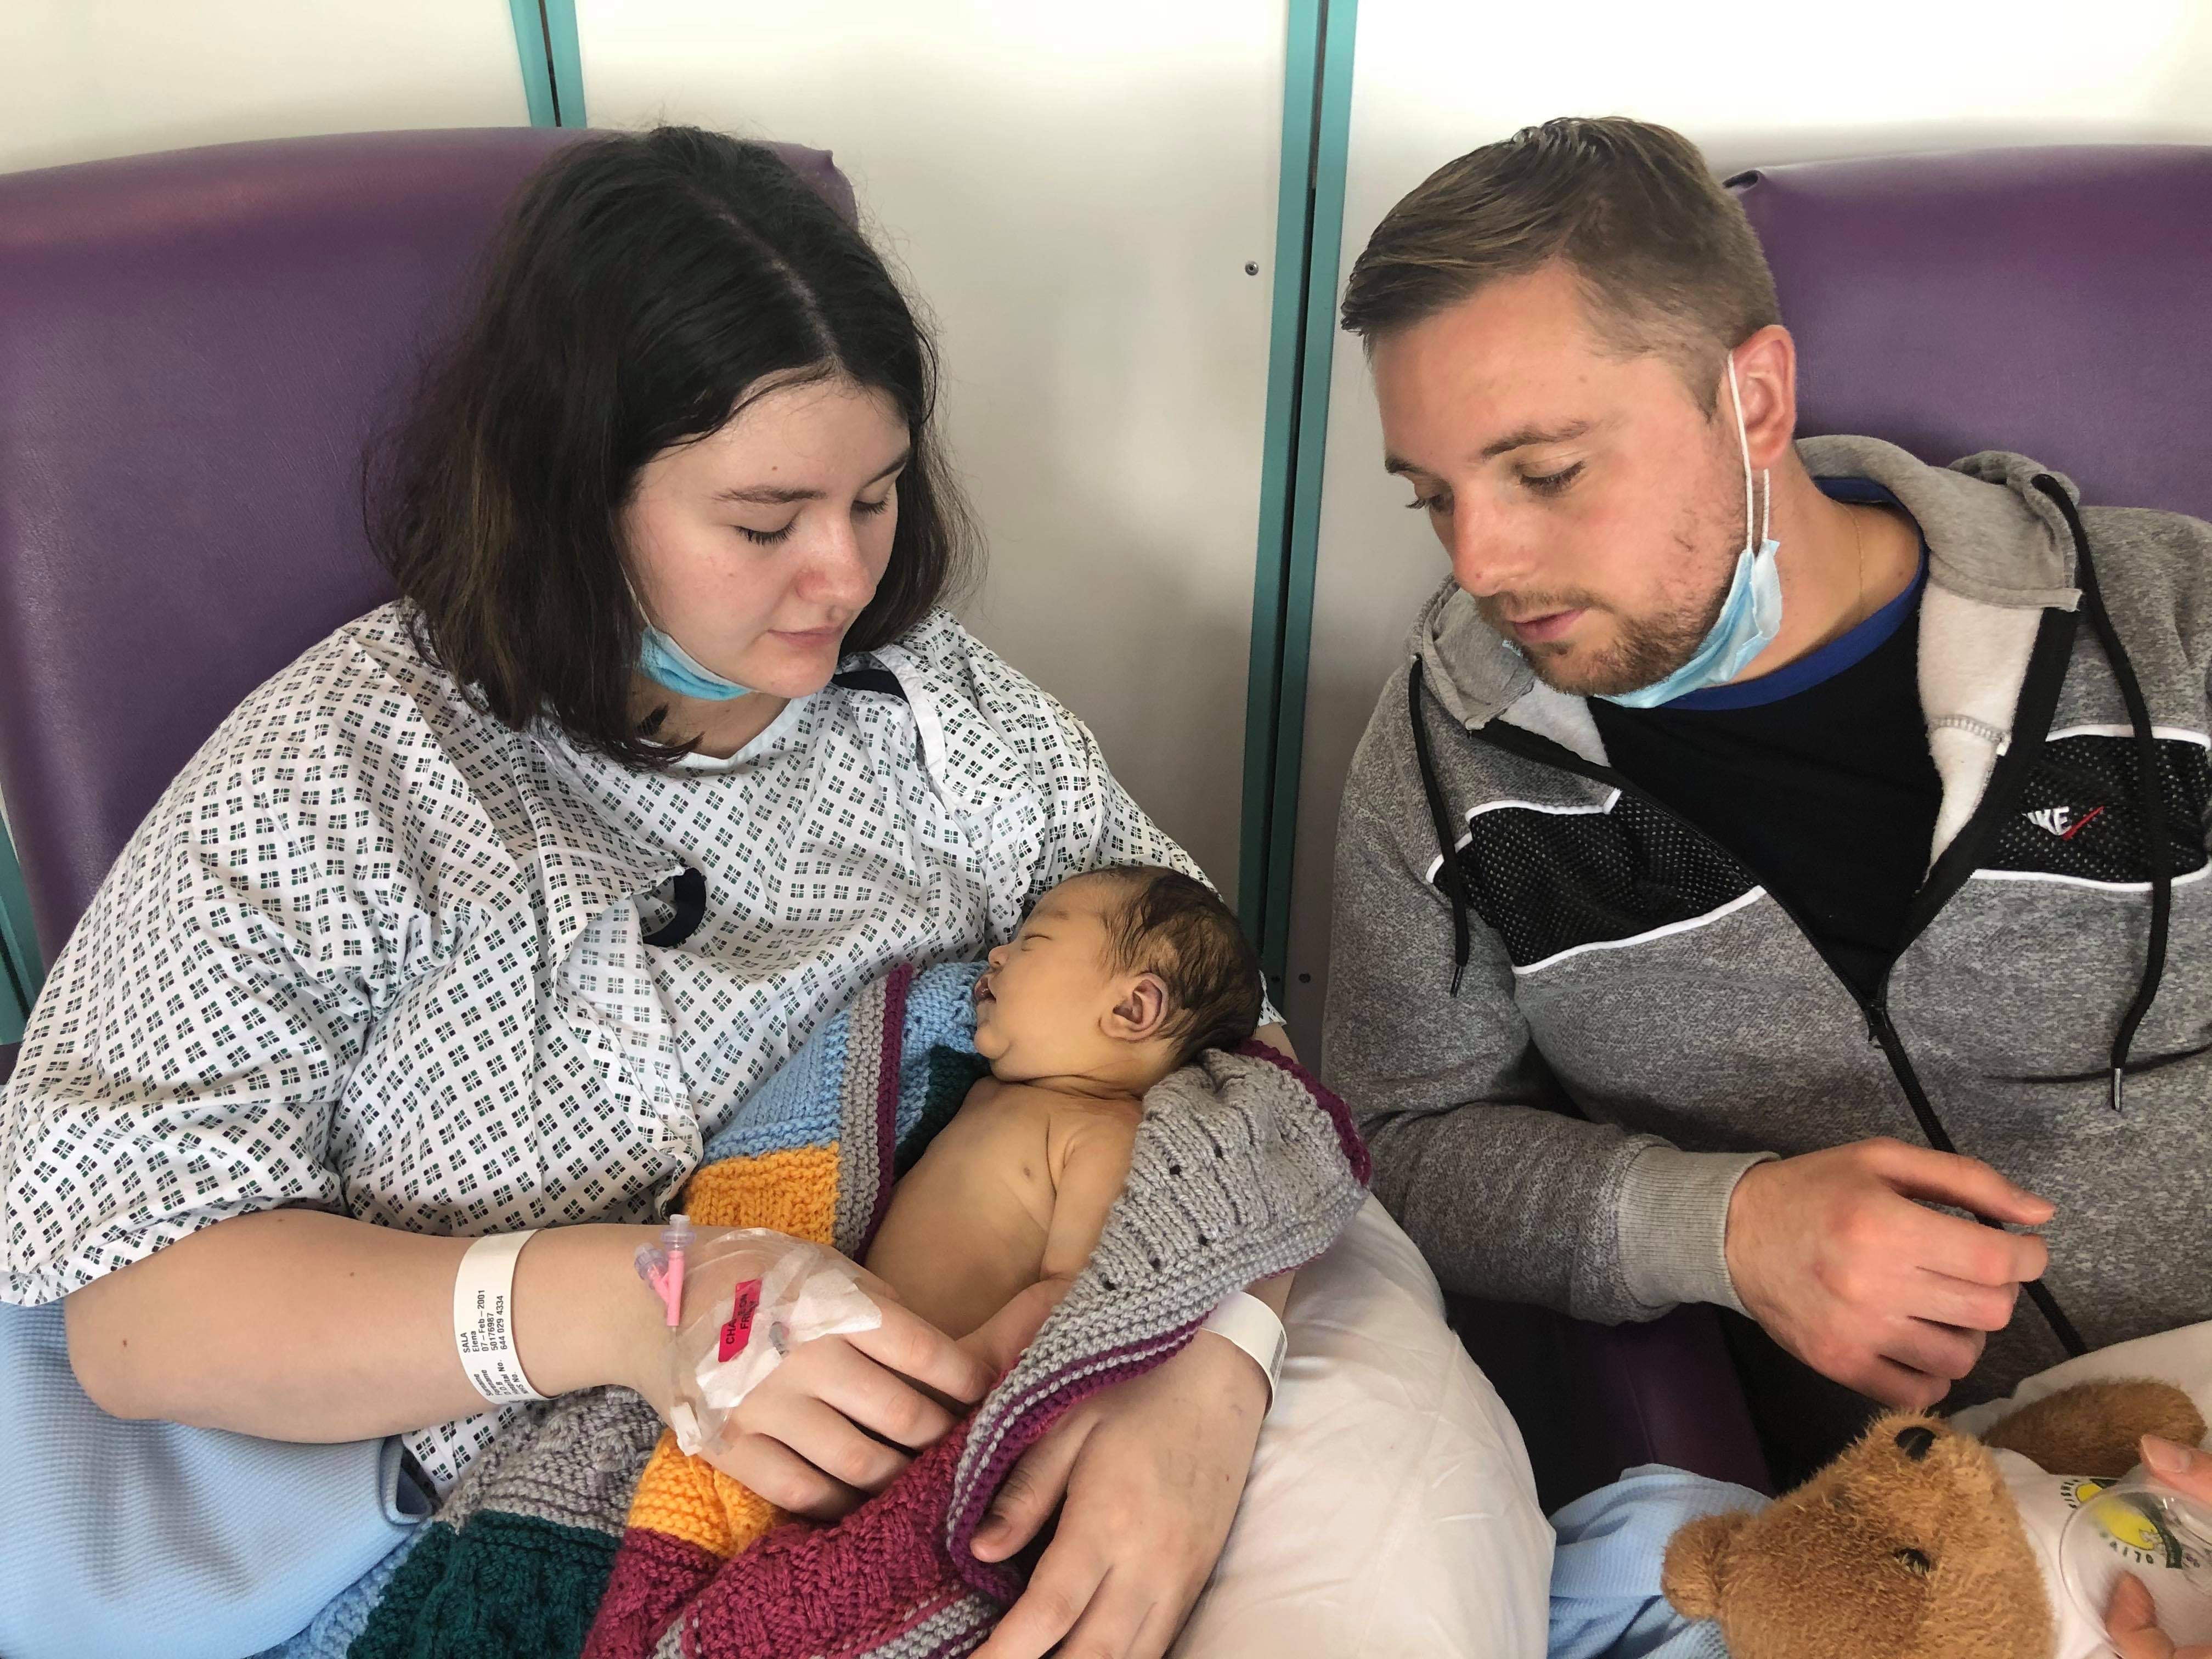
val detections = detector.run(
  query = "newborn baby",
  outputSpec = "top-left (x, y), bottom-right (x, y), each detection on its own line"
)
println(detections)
top-left (861, 864), bottom-right (1263, 1341)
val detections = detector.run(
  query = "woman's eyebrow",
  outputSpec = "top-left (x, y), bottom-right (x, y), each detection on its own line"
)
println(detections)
top-left (715, 448), bottom-right (912, 506)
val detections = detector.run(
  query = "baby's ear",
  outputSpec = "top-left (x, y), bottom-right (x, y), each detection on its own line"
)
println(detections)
top-left (1663, 1511), bottom-right (1751, 1621)
top-left (1106, 972), bottom-right (1171, 1043)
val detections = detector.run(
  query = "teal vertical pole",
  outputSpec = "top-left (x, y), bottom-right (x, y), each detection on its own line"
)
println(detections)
top-left (1239, 0), bottom-right (1322, 948)
top-left (1239, 0), bottom-right (1357, 999)
top-left (508, 0), bottom-right (586, 128)
top-left (541, 0), bottom-right (588, 127)
top-left (507, 0), bottom-right (559, 127)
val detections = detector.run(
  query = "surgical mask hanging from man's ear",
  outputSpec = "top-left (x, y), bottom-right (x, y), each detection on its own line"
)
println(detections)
top-left (1596, 353), bottom-right (1785, 709)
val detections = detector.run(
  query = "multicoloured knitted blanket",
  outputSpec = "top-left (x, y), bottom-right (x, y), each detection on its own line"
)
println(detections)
top-left (331, 961), bottom-right (1367, 1659)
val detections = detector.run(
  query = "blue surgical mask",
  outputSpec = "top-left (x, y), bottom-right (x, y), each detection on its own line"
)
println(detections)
top-left (1596, 356), bottom-right (1784, 709)
top-left (629, 580), bottom-right (759, 701)
top-left (637, 624), bottom-right (758, 701)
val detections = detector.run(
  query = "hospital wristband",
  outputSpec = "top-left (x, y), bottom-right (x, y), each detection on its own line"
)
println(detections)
top-left (452, 1231), bottom-right (547, 1404)
top-left (1198, 1290), bottom-right (1286, 1413)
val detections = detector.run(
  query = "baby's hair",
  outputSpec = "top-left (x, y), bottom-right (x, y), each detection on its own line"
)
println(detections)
top-left (1083, 865), bottom-right (1265, 1066)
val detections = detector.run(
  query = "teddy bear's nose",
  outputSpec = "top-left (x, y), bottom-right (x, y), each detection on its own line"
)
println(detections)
top-left (1894, 1426), bottom-right (1937, 1462)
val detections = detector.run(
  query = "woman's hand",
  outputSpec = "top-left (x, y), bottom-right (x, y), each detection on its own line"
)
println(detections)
top-left (620, 1231), bottom-right (1007, 1520)
top-left (2105, 1435), bottom-right (2212, 1659)
top-left (968, 1326), bottom-right (1269, 1659)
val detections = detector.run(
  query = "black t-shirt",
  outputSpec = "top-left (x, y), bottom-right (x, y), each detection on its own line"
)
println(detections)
top-left (1588, 479), bottom-right (1940, 999)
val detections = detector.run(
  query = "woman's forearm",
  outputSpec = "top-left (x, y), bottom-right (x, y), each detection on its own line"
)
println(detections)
top-left (63, 1208), bottom-right (663, 1441)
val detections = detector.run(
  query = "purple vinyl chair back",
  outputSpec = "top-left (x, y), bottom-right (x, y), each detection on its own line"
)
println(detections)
top-left (1453, 142), bottom-right (2212, 1512)
top-left (0, 128), bottom-right (855, 973)
top-left (1733, 144), bottom-right (2212, 522)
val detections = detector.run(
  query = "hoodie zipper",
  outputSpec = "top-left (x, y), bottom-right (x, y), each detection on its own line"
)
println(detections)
top-left (1449, 596), bottom-right (2090, 1357)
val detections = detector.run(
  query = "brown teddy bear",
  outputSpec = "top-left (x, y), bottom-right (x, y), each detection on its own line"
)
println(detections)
top-left (1662, 1380), bottom-right (2208, 1659)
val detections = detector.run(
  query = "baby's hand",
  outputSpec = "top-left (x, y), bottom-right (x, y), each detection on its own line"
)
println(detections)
top-left (960, 1278), bottom-right (1065, 1380)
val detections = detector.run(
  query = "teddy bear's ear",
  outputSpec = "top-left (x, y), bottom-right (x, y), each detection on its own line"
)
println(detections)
top-left (1663, 1511), bottom-right (1750, 1621)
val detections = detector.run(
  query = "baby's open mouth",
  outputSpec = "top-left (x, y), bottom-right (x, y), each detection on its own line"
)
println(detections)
top-left (973, 978), bottom-right (996, 1007)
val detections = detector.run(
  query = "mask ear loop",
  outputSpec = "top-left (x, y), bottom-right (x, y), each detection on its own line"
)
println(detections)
top-left (1726, 352), bottom-right (1769, 552)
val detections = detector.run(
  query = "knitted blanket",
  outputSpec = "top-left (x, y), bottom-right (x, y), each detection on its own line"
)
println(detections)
top-left (338, 961), bottom-right (1368, 1659)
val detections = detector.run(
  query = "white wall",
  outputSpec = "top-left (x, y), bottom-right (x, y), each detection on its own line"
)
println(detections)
top-left (579, 1), bottom-right (1289, 894)
top-left (1280, 0), bottom-right (2212, 1052)
top-left (0, 1), bottom-right (528, 174)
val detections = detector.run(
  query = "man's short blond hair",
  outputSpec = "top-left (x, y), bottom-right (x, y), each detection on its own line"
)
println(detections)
top-left (1340, 116), bottom-right (1780, 410)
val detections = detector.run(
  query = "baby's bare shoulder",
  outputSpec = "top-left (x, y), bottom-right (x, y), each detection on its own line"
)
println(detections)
top-left (1040, 1091), bottom-right (1142, 1165)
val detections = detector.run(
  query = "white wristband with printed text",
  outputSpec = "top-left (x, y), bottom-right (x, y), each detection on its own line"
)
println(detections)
top-left (1198, 1289), bottom-right (1286, 1413)
top-left (453, 1231), bottom-right (546, 1404)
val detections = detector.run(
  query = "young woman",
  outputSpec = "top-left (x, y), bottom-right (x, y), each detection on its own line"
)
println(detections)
top-left (2, 128), bottom-right (1288, 1659)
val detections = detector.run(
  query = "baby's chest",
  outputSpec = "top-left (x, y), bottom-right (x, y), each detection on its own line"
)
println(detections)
top-left (891, 1105), bottom-right (1058, 1241)
top-left (860, 1103), bottom-right (1057, 1312)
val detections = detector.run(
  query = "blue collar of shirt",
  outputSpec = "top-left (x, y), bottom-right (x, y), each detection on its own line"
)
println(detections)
top-left (1649, 476), bottom-right (1927, 713)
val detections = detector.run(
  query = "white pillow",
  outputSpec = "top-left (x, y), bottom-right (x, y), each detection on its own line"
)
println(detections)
top-left (1172, 1195), bottom-right (1554, 1659)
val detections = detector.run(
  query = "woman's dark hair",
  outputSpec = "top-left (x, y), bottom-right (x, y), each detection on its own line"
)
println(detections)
top-left (368, 126), bottom-right (977, 763)
top-left (1090, 865), bottom-right (1265, 1066)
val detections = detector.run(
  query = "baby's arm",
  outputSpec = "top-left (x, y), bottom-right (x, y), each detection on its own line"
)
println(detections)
top-left (952, 1124), bottom-right (1133, 1379)
top-left (1038, 1118), bottom-right (1138, 1285)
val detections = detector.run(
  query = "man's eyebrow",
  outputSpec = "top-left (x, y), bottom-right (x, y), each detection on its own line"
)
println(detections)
top-left (714, 448), bottom-right (911, 506)
top-left (1475, 420), bottom-right (1593, 460)
top-left (1383, 421), bottom-right (1594, 477)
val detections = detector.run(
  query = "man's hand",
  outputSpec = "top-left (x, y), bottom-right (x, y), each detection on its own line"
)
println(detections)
top-left (968, 1328), bottom-right (1268, 1659)
top-left (1725, 1137), bottom-right (2052, 1409)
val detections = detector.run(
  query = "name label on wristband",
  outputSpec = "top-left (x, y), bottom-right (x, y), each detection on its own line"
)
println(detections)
top-left (453, 1231), bottom-right (546, 1404)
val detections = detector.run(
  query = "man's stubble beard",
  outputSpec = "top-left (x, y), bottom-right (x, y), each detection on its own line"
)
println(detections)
top-left (1498, 472), bottom-right (1745, 699)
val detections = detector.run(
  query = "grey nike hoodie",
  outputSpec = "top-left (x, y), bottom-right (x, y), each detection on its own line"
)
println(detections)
top-left (1322, 434), bottom-right (2212, 1399)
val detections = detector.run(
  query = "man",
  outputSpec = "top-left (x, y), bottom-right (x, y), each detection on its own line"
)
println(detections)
top-left (1323, 115), bottom-right (2212, 1476)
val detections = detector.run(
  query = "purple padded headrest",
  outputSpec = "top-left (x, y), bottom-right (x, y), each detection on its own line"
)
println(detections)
top-left (1732, 144), bottom-right (2212, 524)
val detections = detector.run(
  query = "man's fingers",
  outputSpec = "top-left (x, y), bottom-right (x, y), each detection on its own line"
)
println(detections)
top-left (1906, 1268), bottom-right (2021, 1333)
top-left (1871, 1141), bottom-right (2054, 1227)
top-left (972, 1418), bottom-right (1087, 1562)
top-left (1898, 1201), bottom-right (2050, 1288)
top-left (848, 1297), bottom-right (997, 1404)
top-left (1848, 1352), bottom-right (1953, 1413)
top-left (969, 1542), bottom-right (1104, 1659)
top-left (1881, 1318), bottom-right (1986, 1384)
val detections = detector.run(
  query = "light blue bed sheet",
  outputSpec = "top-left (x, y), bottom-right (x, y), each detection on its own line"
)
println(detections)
top-left (1549, 1464), bottom-right (1764, 1659)
top-left (0, 1299), bottom-right (425, 1659)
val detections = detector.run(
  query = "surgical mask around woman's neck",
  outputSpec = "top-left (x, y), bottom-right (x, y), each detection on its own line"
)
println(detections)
top-left (1596, 355), bottom-right (1784, 709)
top-left (628, 575), bottom-right (760, 701)
top-left (638, 623), bottom-right (759, 701)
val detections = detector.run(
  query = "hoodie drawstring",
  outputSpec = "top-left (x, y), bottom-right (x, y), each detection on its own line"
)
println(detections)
top-left (1408, 657), bottom-right (1471, 996)
top-left (2032, 476), bottom-right (2171, 1113)
top-left (1408, 478), bottom-right (2169, 1117)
